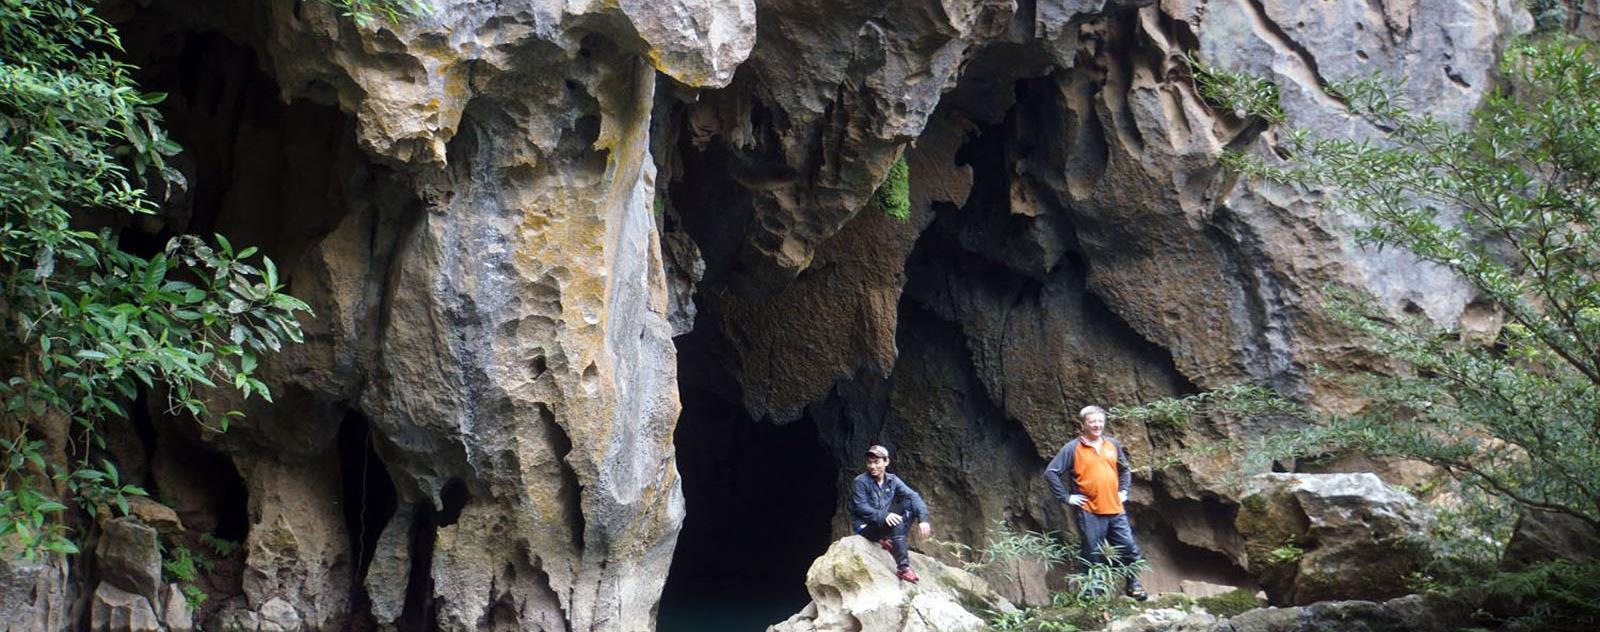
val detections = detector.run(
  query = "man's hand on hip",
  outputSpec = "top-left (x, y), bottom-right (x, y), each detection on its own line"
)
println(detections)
top-left (1118, 490), bottom-right (1129, 503)
top-left (1067, 494), bottom-right (1088, 508)
top-left (886, 512), bottom-right (904, 527)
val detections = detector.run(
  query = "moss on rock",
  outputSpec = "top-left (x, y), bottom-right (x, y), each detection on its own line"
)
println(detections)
top-left (1195, 589), bottom-right (1264, 618)
top-left (872, 155), bottom-right (911, 221)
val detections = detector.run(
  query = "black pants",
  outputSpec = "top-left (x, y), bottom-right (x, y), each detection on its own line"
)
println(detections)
top-left (1073, 509), bottom-right (1143, 569)
top-left (855, 504), bottom-right (917, 570)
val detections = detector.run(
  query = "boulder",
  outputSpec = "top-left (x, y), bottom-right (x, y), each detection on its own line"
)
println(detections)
top-left (1211, 596), bottom-right (1473, 632)
top-left (210, 596), bottom-right (302, 632)
top-left (1106, 608), bottom-right (1217, 632)
top-left (1179, 580), bottom-right (1246, 600)
top-left (768, 536), bottom-right (1015, 632)
top-left (977, 557), bottom-right (1052, 608)
top-left (96, 517), bottom-right (163, 601)
top-left (1501, 508), bottom-right (1600, 571)
top-left (158, 583), bottom-right (195, 632)
top-left (89, 583), bottom-right (162, 632)
top-left (125, 498), bottom-right (184, 538)
top-left (1236, 474), bottom-right (1432, 605)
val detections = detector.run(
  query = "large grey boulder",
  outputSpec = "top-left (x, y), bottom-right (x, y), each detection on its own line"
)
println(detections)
top-left (1236, 474), bottom-right (1432, 605)
top-left (768, 536), bottom-right (1015, 632)
top-left (157, 583), bottom-right (195, 632)
top-left (1501, 508), bottom-right (1600, 571)
top-left (89, 583), bottom-right (163, 632)
top-left (96, 517), bottom-right (163, 601)
top-left (1107, 609), bottom-right (1218, 632)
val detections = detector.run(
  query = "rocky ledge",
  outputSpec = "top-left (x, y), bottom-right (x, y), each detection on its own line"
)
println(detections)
top-left (768, 536), bottom-right (1015, 632)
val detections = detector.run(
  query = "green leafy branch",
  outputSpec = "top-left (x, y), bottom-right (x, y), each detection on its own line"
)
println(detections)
top-left (1182, 53), bottom-right (1286, 124)
top-left (2, 0), bottom-right (311, 558)
top-left (307, 0), bottom-right (436, 26)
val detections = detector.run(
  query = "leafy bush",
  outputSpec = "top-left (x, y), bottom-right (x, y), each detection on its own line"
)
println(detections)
top-left (935, 520), bottom-right (1076, 574)
top-left (987, 607), bottom-right (1083, 631)
top-left (1, 0), bottom-right (310, 558)
top-left (1263, 542), bottom-right (1305, 566)
top-left (940, 524), bottom-right (1152, 630)
top-left (1218, 35), bottom-right (1600, 533)
top-left (309, 0), bottom-right (434, 25)
top-left (161, 543), bottom-right (205, 583)
top-left (199, 532), bottom-right (239, 558)
top-left (1112, 383), bottom-right (1298, 429)
top-left (160, 542), bottom-right (209, 608)
top-left (1143, 31), bottom-right (1600, 629)
top-left (1183, 53), bottom-right (1285, 124)
top-left (1479, 559), bottom-right (1600, 631)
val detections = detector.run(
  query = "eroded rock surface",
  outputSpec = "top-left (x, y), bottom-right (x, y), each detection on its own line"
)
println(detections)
top-left (1107, 594), bottom-right (1480, 632)
top-left (1236, 474), bottom-right (1433, 605)
top-left (104, 0), bottom-right (756, 629)
top-left (0, 555), bottom-right (71, 632)
top-left (69, 0), bottom-right (1534, 629)
top-left (768, 536), bottom-right (1015, 632)
top-left (670, 0), bottom-right (1526, 599)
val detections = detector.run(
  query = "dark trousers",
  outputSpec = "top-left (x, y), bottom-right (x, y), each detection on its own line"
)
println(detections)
top-left (1073, 509), bottom-right (1142, 569)
top-left (855, 503), bottom-right (917, 570)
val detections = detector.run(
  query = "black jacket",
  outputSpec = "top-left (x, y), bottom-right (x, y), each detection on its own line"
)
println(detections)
top-left (1043, 436), bottom-right (1131, 505)
top-left (849, 473), bottom-right (930, 530)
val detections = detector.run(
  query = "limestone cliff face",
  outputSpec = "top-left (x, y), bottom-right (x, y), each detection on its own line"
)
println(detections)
top-left (55, 0), bottom-right (1529, 630)
top-left (104, 0), bottom-right (752, 630)
top-left (666, 0), bottom-right (1526, 595)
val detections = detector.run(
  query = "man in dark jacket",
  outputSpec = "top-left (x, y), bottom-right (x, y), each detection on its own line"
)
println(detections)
top-left (850, 444), bottom-right (932, 582)
top-left (1044, 405), bottom-right (1148, 600)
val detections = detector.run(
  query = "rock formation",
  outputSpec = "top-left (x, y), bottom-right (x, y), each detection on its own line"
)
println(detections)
top-left (767, 536), bottom-right (1015, 632)
top-left (20, 0), bottom-right (1541, 629)
top-left (99, 0), bottom-right (755, 629)
top-left (1235, 474), bottom-right (1433, 605)
top-left (1104, 594), bottom-right (1479, 632)
top-left (671, 0), bottom-right (1525, 597)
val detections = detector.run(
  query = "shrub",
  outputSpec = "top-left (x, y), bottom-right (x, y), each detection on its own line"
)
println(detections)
top-left (1, 0), bottom-right (311, 558)
top-left (1141, 32), bottom-right (1600, 629)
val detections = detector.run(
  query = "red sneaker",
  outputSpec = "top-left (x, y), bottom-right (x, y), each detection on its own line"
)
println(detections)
top-left (896, 567), bottom-right (920, 583)
top-left (878, 539), bottom-right (894, 552)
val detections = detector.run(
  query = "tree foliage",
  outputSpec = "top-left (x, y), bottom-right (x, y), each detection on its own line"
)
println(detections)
top-left (1219, 36), bottom-right (1600, 530)
top-left (1, 0), bottom-right (310, 557)
top-left (1146, 34), bottom-right (1600, 628)
top-left (309, 0), bottom-right (434, 25)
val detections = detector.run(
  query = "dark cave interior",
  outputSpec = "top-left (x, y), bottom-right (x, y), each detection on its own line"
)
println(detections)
top-left (657, 319), bottom-right (841, 631)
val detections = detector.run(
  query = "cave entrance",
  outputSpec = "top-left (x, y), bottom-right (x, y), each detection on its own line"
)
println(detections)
top-left (658, 327), bottom-right (838, 631)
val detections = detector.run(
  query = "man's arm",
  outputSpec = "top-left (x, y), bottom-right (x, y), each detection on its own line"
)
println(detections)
top-left (1043, 442), bottom-right (1079, 504)
top-left (1113, 438), bottom-right (1132, 496)
top-left (891, 476), bottom-right (933, 537)
top-left (894, 476), bottom-right (931, 526)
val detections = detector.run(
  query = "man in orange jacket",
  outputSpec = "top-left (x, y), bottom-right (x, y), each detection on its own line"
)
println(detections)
top-left (1043, 405), bottom-right (1148, 600)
